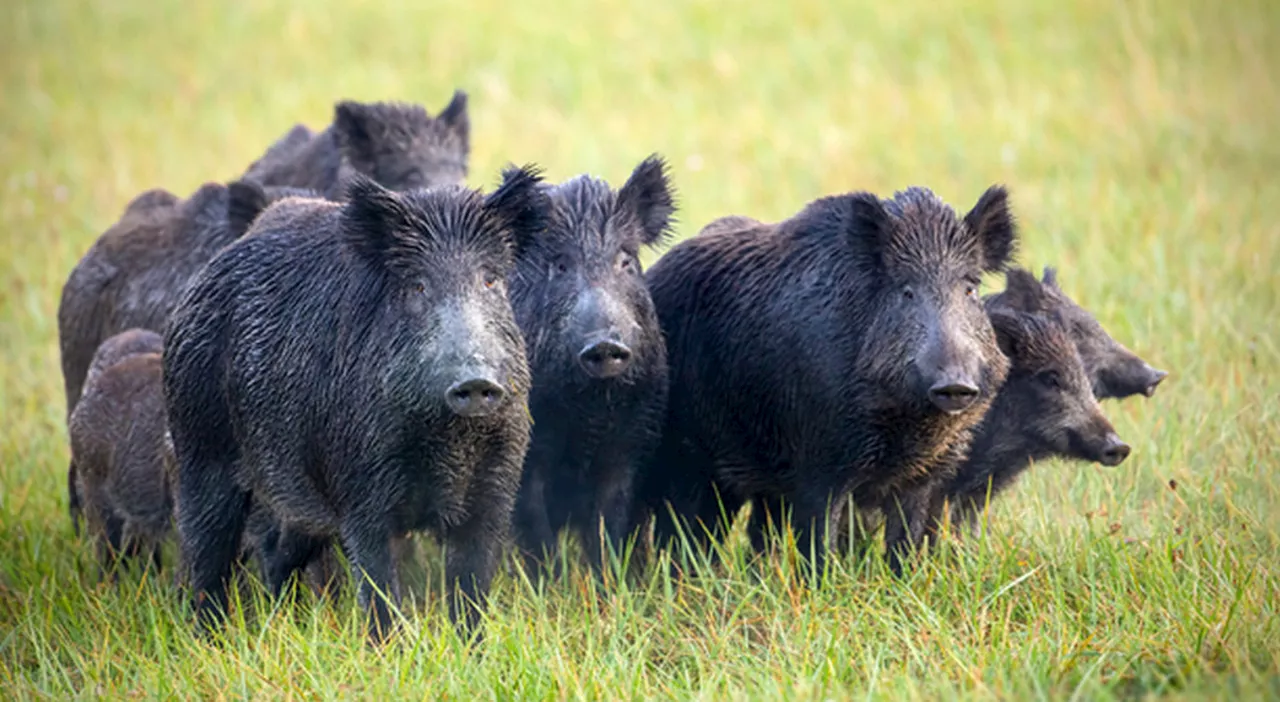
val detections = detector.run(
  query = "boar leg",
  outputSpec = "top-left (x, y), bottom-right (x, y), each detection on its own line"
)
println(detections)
top-left (945, 495), bottom-right (988, 541)
top-left (581, 455), bottom-right (637, 574)
top-left (513, 468), bottom-right (556, 576)
top-left (445, 454), bottom-right (518, 639)
top-left (93, 508), bottom-right (126, 581)
top-left (444, 521), bottom-right (500, 638)
top-left (787, 488), bottom-right (846, 578)
top-left (882, 481), bottom-right (946, 576)
top-left (747, 495), bottom-right (785, 554)
top-left (178, 460), bottom-right (250, 632)
top-left (119, 521), bottom-right (154, 573)
top-left (68, 459), bottom-right (83, 536)
top-left (265, 526), bottom-right (330, 598)
top-left (653, 481), bottom-right (736, 566)
top-left (339, 521), bottom-right (396, 644)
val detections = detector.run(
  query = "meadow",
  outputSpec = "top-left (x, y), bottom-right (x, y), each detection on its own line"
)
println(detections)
top-left (1, 0), bottom-right (1278, 698)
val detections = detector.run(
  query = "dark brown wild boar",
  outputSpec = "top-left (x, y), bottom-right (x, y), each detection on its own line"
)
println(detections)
top-left (70, 329), bottom-right (173, 576)
top-left (637, 185), bottom-right (1018, 575)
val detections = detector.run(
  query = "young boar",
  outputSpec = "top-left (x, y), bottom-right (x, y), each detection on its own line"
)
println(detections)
top-left (939, 305), bottom-right (1131, 532)
top-left (242, 92), bottom-right (470, 199)
top-left (637, 185), bottom-right (1017, 574)
top-left (163, 168), bottom-right (546, 642)
top-left (69, 329), bottom-right (173, 575)
top-left (985, 267), bottom-right (1167, 399)
top-left (510, 155), bottom-right (674, 574)
top-left (58, 180), bottom-right (319, 534)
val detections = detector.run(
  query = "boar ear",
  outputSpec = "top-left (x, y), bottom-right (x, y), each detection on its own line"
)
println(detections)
top-left (964, 185), bottom-right (1018, 273)
top-left (617, 154), bottom-right (677, 248)
top-left (334, 101), bottom-right (379, 173)
top-left (987, 308), bottom-right (1032, 360)
top-left (342, 175), bottom-right (418, 266)
top-left (995, 267), bottom-right (1051, 313)
top-left (437, 90), bottom-right (469, 136)
top-left (122, 188), bottom-right (180, 218)
top-left (226, 180), bottom-right (271, 240)
top-left (847, 191), bottom-right (893, 253)
top-left (1041, 266), bottom-right (1060, 289)
top-left (484, 164), bottom-right (549, 253)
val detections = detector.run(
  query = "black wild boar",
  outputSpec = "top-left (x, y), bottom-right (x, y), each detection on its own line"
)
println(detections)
top-left (242, 92), bottom-right (470, 199)
top-left (163, 167), bottom-right (546, 641)
top-left (69, 329), bottom-right (173, 575)
top-left (58, 180), bottom-right (319, 534)
top-left (985, 267), bottom-right (1167, 399)
top-left (638, 185), bottom-right (1017, 573)
top-left (938, 305), bottom-right (1131, 532)
top-left (510, 155), bottom-right (674, 573)
top-left (241, 124), bottom-right (315, 181)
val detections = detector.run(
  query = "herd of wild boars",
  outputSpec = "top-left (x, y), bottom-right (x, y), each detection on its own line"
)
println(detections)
top-left (55, 90), bottom-right (1168, 642)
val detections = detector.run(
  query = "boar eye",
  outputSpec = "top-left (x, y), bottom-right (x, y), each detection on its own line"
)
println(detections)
top-left (902, 286), bottom-right (915, 300)
top-left (1038, 370), bottom-right (1062, 389)
top-left (617, 253), bottom-right (638, 274)
top-left (413, 281), bottom-right (426, 294)
top-left (483, 274), bottom-right (500, 289)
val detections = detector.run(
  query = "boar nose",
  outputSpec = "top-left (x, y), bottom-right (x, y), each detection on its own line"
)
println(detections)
top-left (445, 378), bottom-right (507, 417)
top-left (1144, 368), bottom-right (1169, 397)
top-left (928, 380), bottom-right (980, 414)
top-left (1099, 433), bottom-right (1131, 466)
top-left (578, 339), bottom-right (633, 379)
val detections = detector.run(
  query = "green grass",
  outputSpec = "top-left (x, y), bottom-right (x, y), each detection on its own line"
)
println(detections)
top-left (2, 0), bottom-right (1278, 698)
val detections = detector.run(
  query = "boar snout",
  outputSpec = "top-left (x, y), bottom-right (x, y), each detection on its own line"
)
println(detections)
top-left (917, 309), bottom-right (987, 415)
top-left (569, 286), bottom-right (639, 380)
top-left (1144, 367), bottom-right (1169, 397)
top-left (445, 377), bottom-right (507, 417)
top-left (578, 338), bottom-right (633, 379)
top-left (1097, 432), bottom-right (1131, 466)
top-left (1094, 351), bottom-right (1169, 400)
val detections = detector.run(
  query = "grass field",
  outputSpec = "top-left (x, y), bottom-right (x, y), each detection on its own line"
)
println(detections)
top-left (2, 0), bottom-right (1278, 698)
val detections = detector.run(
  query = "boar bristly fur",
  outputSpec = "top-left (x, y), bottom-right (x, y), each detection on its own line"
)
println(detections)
top-left (638, 185), bottom-right (1017, 575)
top-left (242, 92), bottom-right (470, 199)
top-left (510, 155), bottom-right (674, 574)
top-left (163, 167), bottom-right (546, 642)
top-left (70, 329), bottom-right (173, 576)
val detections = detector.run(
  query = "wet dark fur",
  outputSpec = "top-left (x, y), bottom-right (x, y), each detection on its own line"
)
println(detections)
top-left (637, 186), bottom-right (1017, 574)
top-left (509, 155), bottom-right (675, 573)
top-left (162, 167), bottom-right (546, 642)
top-left (985, 267), bottom-right (1167, 400)
top-left (242, 92), bottom-right (470, 199)
top-left (58, 181), bottom-right (319, 534)
top-left (69, 329), bottom-right (173, 576)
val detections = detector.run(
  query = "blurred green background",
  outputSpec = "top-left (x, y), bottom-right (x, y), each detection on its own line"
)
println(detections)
top-left (1, 0), bottom-right (1277, 698)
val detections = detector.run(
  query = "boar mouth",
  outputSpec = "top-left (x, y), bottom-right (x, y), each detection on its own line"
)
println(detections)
top-left (927, 381), bottom-right (981, 415)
